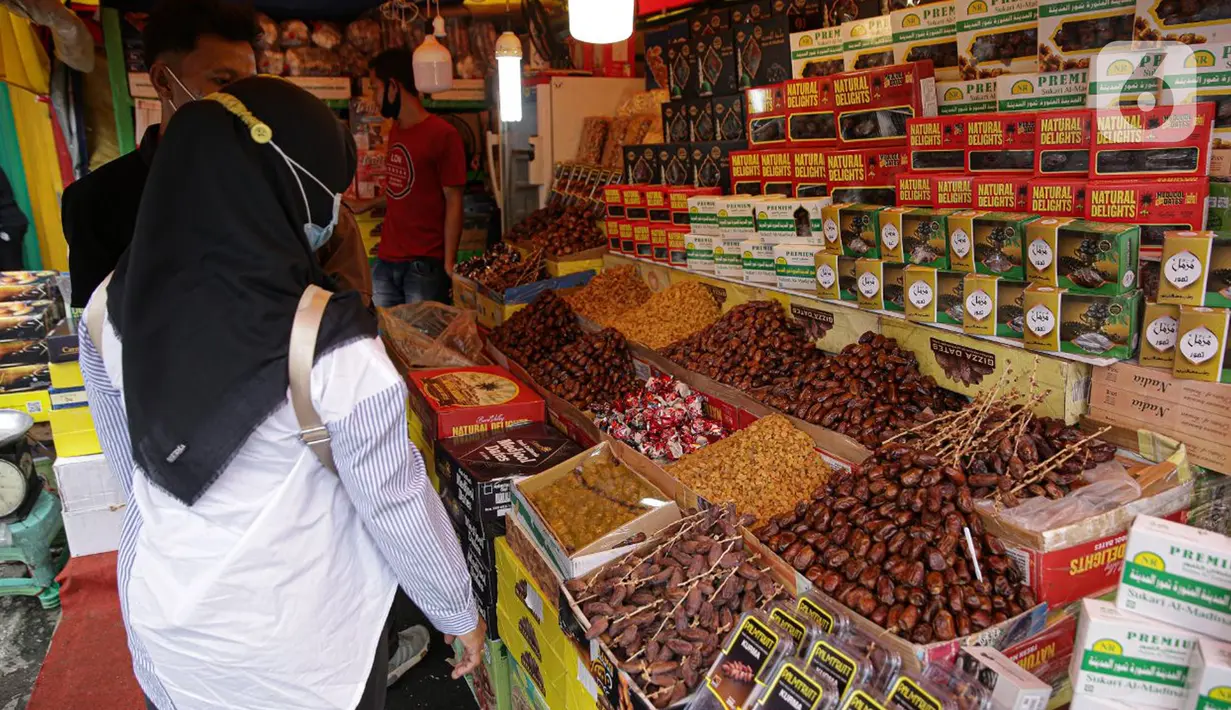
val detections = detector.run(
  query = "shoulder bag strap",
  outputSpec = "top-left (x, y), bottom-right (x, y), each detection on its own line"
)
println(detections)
top-left (86, 273), bottom-right (113, 360)
top-left (289, 284), bottom-right (338, 474)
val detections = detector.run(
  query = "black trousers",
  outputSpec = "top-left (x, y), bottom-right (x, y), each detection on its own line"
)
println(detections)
top-left (144, 608), bottom-right (392, 710)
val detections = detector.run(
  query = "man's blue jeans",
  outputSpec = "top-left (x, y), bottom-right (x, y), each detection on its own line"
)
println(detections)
top-left (372, 257), bottom-right (450, 307)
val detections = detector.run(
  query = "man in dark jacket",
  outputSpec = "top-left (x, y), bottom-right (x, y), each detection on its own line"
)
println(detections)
top-left (0, 167), bottom-right (28, 271)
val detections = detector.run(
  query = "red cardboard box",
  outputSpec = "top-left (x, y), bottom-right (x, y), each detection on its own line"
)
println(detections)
top-left (1027, 178), bottom-right (1087, 217)
top-left (1002, 613), bottom-right (1077, 689)
top-left (896, 173), bottom-right (934, 206)
top-left (643, 186), bottom-right (671, 224)
top-left (760, 150), bottom-right (795, 196)
top-left (934, 174), bottom-right (974, 209)
top-left (633, 222), bottom-right (653, 260)
top-left (666, 226), bottom-right (690, 267)
top-left (620, 185), bottom-right (647, 255)
top-left (1091, 103), bottom-right (1215, 178)
top-left (827, 147), bottom-right (908, 206)
top-left (907, 115), bottom-right (966, 172)
top-left (407, 366), bottom-right (545, 442)
top-left (746, 84), bottom-right (787, 149)
top-left (667, 186), bottom-right (720, 230)
top-left (784, 76), bottom-right (837, 148)
top-left (792, 150), bottom-right (829, 198)
top-left (603, 185), bottom-right (626, 251)
top-left (832, 60), bottom-right (937, 148)
top-left (605, 218), bottom-right (622, 252)
top-left (972, 175), bottom-right (1031, 212)
top-left (1084, 177), bottom-right (1210, 251)
top-left (964, 112), bottom-right (1036, 174)
top-left (730, 150), bottom-right (764, 195)
top-left (1035, 108), bottom-right (1092, 177)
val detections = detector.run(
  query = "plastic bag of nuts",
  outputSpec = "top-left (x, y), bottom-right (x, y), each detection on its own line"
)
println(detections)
top-left (668, 414), bottom-right (833, 522)
top-left (610, 281), bottom-right (723, 350)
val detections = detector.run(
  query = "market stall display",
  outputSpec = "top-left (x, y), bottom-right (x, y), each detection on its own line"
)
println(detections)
top-left (594, 376), bottom-right (730, 462)
top-left (506, 201), bottom-right (607, 256)
top-left (489, 291), bottom-right (582, 366)
top-left (609, 281), bottom-right (723, 349)
top-left (526, 327), bottom-right (640, 411)
top-left (455, 242), bottom-right (547, 291)
top-left (563, 264), bottom-right (653, 324)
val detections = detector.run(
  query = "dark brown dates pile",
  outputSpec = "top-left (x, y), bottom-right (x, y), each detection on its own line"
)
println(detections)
top-left (506, 202), bottom-right (606, 256)
top-left (761, 333), bottom-right (966, 448)
top-left (528, 327), bottom-right (639, 411)
top-left (569, 505), bottom-right (782, 708)
top-left (489, 291), bottom-right (581, 365)
top-left (755, 444), bottom-right (1037, 644)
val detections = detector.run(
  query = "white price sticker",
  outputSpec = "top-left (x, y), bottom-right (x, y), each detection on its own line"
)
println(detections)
top-left (858, 271), bottom-right (880, 298)
top-left (817, 264), bottom-right (837, 288)
top-left (908, 280), bottom-right (934, 308)
top-left (1146, 315), bottom-right (1179, 353)
top-left (1028, 238), bottom-right (1054, 271)
top-left (1181, 326), bottom-right (1220, 364)
top-left (1164, 250), bottom-right (1203, 289)
top-left (881, 223), bottom-right (900, 250)
top-left (966, 289), bottom-right (994, 321)
top-left (823, 218), bottom-right (839, 244)
top-left (950, 228), bottom-right (971, 258)
top-left (1027, 304), bottom-right (1056, 336)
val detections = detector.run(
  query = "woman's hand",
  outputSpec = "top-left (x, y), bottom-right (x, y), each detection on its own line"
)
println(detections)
top-left (445, 617), bottom-right (488, 679)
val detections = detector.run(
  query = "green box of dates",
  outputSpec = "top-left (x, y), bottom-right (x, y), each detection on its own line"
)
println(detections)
top-left (1025, 218), bottom-right (1140, 296)
top-left (821, 203), bottom-right (882, 258)
top-left (948, 210), bottom-right (1040, 280)
top-left (1023, 284), bottom-right (1142, 360)
top-left (879, 206), bottom-right (956, 268)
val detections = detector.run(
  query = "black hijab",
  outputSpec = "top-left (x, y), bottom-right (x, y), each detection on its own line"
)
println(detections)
top-left (108, 76), bottom-right (376, 505)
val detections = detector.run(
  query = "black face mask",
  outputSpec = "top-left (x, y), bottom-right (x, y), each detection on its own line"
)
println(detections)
top-left (380, 82), bottom-right (401, 119)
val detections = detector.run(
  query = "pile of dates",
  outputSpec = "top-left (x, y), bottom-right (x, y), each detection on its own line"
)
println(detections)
top-left (528, 328), bottom-right (639, 411)
top-left (569, 505), bottom-right (782, 709)
top-left (760, 333), bottom-right (966, 448)
top-left (755, 442), bottom-right (1037, 644)
top-left (661, 301), bottom-right (823, 391)
top-left (489, 291), bottom-right (581, 365)
top-left (507, 202), bottom-right (606, 256)
top-left (454, 242), bottom-right (546, 291)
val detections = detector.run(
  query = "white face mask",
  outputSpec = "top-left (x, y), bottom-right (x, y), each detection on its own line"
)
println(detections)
top-left (165, 66), bottom-right (202, 111)
top-left (269, 142), bottom-right (342, 251)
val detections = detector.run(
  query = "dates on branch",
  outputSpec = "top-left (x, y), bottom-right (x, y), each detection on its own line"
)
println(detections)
top-left (455, 242), bottom-right (547, 290)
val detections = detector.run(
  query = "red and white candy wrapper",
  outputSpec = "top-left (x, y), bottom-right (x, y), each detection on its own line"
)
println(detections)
top-left (595, 376), bottom-right (729, 461)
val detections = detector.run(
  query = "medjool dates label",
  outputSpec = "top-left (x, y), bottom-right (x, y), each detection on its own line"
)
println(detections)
top-left (909, 279), bottom-right (934, 308)
top-left (1181, 326), bottom-right (1220, 365)
top-left (966, 289), bottom-right (993, 320)
top-left (1165, 251), bottom-right (1203, 289)
top-left (1029, 238), bottom-right (1054, 270)
top-left (1028, 303), bottom-right (1057, 336)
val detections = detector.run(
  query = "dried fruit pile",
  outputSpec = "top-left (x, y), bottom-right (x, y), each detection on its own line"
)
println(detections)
top-left (609, 281), bottom-right (723, 350)
top-left (669, 415), bottom-right (832, 521)
top-left (564, 265), bottom-right (653, 325)
top-left (489, 291), bottom-right (581, 365)
top-left (661, 301), bottom-right (822, 390)
top-left (569, 505), bottom-right (783, 709)
top-left (507, 202), bottom-right (606, 256)
top-left (594, 377), bottom-right (729, 462)
top-left (528, 328), bottom-right (639, 411)
top-left (526, 452), bottom-right (665, 553)
top-left (455, 242), bottom-right (546, 290)
top-left (761, 333), bottom-right (967, 448)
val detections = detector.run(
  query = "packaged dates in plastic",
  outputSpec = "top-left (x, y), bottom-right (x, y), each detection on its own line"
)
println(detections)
top-left (685, 610), bottom-right (797, 710)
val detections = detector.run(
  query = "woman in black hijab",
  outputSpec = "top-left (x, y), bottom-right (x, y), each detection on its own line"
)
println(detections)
top-left (78, 76), bottom-right (484, 710)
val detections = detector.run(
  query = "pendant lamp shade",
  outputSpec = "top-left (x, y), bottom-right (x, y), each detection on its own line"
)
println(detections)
top-left (569, 0), bottom-right (634, 45)
top-left (413, 20), bottom-right (453, 94)
top-left (495, 31), bottom-right (523, 122)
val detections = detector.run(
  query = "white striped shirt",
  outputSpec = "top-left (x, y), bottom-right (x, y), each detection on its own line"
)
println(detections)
top-left (78, 308), bottom-right (478, 710)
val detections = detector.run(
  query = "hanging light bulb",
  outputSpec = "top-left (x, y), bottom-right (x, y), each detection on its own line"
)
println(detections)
top-left (569, 0), bottom-right (634, 45)
top-left (413, 1), bottom-right (453, 94)
top-left (495, 31), bottom-right (523, 122)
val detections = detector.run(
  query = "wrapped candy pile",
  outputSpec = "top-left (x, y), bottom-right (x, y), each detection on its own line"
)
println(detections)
top-left (594, 377), bottom-right (729, 462)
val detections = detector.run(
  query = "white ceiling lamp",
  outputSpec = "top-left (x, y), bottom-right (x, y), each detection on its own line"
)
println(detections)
top-left (413, 0), bottom-right (454, 94)
top-left (569, 0), bottom-right (634, 45)
top-left (495, 31), bottom-right (523, 122)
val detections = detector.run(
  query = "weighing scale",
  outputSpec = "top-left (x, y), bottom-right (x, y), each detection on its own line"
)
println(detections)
top-left (0, 410), bottom-right (66, 609)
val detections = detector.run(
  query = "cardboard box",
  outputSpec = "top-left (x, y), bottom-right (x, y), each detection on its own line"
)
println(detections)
top-left (1172, 44), bottom-right (1231, 173)
top-left (1090, 373), bottom-right (1231, 442)
top-left (760, 150), bottom-right (796, 196)
top-left (1084, 177), bottom-right (1210, 252)
top-left (878, 206), bottom-right (955, 267)
top-left (1022, 284), bottom-right (1142, 359)
top-left (742, 238), bottom-right (778, 284)
top-left (632, 222), bottom-right (653, 261)
top-left (407, 367), bottom-right (546, 442)
top-left (1071, 598), bottom-right (1197, 709)
top-left (937, 77), bottom-right (999, 114)
top-left (1003, 614), bottom-right (1077, 694)
top-left (956, 0), bottom-right (1040, 79)
top-left (956, 646), bottom-right (1052, 710)
top-left (784, 76), bottom-right (838, 148)
top-left (1120, 514), bottom-right (1231, 642)
top-left (687, 234), bottom-right (717, 272)
top-left (841, 14), bottom-right (894, 72)
top-left (0, 302), bottom-right (52, 341)
top-left (667, 226), bottom-right (690, 268)
top-left (713, 93), bottom-right (747, 142)
top-left (892, 0), bottom-right (959, 81)
top-left (1027, 178), bottom-right (1088, 217)
top-left (746, 84), bottom-right (788, 149)
top-left (822, 202), bottom-right (883, 257)
top-left (1024, 218), bottom-right (1140, 294)
top-left (935, 174), bottom-right (975, 209)
top-left (666, 26), bottom-right (696, 99)
top-left (662, 100), bottom-right (690, 143)
top-left (692, 7), bottom-right (737, 98)
top-left (814, 252), bottom-right (860, 301)
top-left (790, 27), bottom-right (845, 79)
top-left (963, 274), bottom-right (1027, 338)
top-left (645, 20), bottom-right (685, 92)
top-left (998, 69), bottom-right (1090, 113)
top-left (833, 61), bottom-right (938, 148)
top-left (1174, 305), bottom-right (1231, 383)
top-left (0, 339), bottom-right (48, 368)
top-left (715, 236), bottom-right (747, 279)
top-left (1184, 637), bottom-right (1231, 710)
top-left (688, 97), bottom-right (718, 142)
top-left (965, 112), bottom-right (1038, 173)
top-left (1035, 108), bottom-right (1093, 176)
top-left (1037, 0), bottom-right (1133, 73)
top-left (46, 320), bottom-right (78, 364)
top-left (687, 194), bottom-right (722, 236)
top-left (904, 265), bottom-right (940, 322)
top-left (692, 141), bottom-right (742, 193)
top-left (775, 244), bottom-right (825, 291)
top-left (948, 210), bottom-right (1041, 279)
top-left (731, 150), bottom-right (765, 195)
top-left (792, 149), bottom-right (830, 198)
top-left (972, 175), bottom-right (1033, 212)
top-left (1141, 302), bottom-right (1182, 369)
top-left (826, 150), bottom-right (904, 206)
top-left (658, 143), bottom-right (694, 187)
top-left (623, 144), bottom-right (661, 185)
top-left (907, 115), bottom-right (967, 172)
top-left (855, 258), bottom-right (907, 311)
top-left (1158, 230), bottom-right (1231, 307)
top-left (669, 186), bottom-right (720, 231)
top-left (756, 198), bottom-right (828, 245)
top-left (1085, 44), bottom-right (1162, 109)
top-left (511, 442), bottom-right (680, 580)
top-left (1133, 0), bottom-right (1231, 44)
top-left (718, 196), bottom-right (761, 238)
top-left (1093, 358), bottom-right (1231, 419)
top-left (1090, 104), bottom-right (1215, 179)
top-left (735, 3), bottom-right (792, 90)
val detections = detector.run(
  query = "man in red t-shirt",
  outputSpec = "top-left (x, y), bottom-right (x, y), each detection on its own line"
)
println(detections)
top-left (350, 49), bottom-right (466, 306)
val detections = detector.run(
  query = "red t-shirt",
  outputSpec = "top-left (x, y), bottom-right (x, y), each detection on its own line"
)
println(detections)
top-left (380, 115), bottom-right (466, 261)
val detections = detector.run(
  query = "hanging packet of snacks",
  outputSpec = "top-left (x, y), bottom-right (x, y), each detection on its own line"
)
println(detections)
top-left (594, 376), bottom-right (729, 462)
